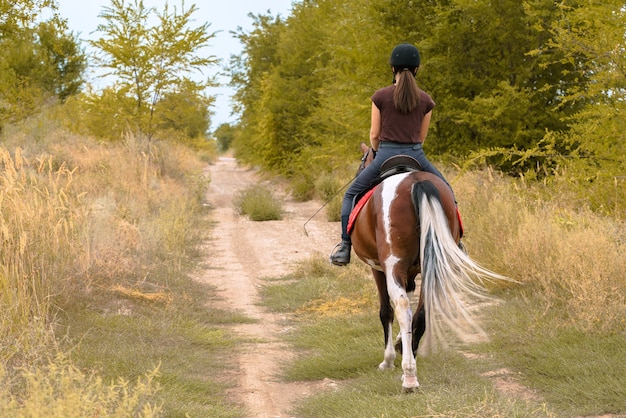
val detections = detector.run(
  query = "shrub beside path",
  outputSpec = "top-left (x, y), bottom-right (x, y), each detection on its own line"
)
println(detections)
top-left (197, 155), bottom-right (337, 417)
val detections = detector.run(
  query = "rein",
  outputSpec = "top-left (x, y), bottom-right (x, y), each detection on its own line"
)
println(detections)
top-left (303, 174), bottom-right (357, 237)
top-left (357, 147), bottom-right (375, 175)
top-left (303, 144), bottom-right (375, 236)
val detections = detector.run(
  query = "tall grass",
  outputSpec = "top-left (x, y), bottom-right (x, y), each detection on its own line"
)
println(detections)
top-left (0, 148), bottom-right (87, 362)
top-left (454, 169), bottom-right (625, 334)
top-left (452, 169), bottom-right (625, 415)
top-left (0, 114), bottom-right (223, 413)
top-left (0, 358), bottom-right (162, 417)
top-left (259, 166), bottom-right (625, 417)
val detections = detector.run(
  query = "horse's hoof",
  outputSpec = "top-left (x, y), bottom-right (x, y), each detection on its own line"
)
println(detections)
top-left (401, 375), bottom-right (419, 393)
top-left (378, 361), bottom-right (394, 371)
top-left (402, 385), bottom-right (419, 394)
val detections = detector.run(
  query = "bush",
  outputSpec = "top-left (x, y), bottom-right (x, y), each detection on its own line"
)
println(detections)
top-left (233, 185), bottom-right (284, 221)
top-left (289, 174), bottom-right (315, 202)
top-left (315, 173), bottom-right (343, 222)
top-left (0, 358), bottom-right (161, 417)
top-left (454, 169), bottom-right (626, 334)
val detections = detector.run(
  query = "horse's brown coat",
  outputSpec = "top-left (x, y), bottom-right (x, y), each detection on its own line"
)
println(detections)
top-left (348, 144), bottom-right (478, 392)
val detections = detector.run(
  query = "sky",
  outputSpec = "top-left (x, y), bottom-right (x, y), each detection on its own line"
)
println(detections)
top-left (56, 0), bottom-right (294, 130)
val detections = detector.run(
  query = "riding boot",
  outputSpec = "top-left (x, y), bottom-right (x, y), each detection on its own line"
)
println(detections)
top-left (330, 239), bottom-right (351, 266)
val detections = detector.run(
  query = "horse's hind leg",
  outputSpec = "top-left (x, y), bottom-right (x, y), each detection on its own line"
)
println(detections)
top-left (373, 269), bottom-right (395, 370)
top-left (412, 303), bottom-right (426, 356)
top-left (393, 292), bottom-right (424, 368)
top-left (394, 289), bottom-right (415, 353)
top-left (386, 270), bottom-right (419, 392)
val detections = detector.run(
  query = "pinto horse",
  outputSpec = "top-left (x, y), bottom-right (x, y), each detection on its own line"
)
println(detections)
top-left (350, 143), bottom-right (508, 392)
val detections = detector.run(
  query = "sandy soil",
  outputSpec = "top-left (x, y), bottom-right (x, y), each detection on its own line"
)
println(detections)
top-left (198, 155), bottom-right (338, 418)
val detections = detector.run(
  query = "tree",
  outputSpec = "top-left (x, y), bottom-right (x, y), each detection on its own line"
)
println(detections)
top-left (536, 0), bottom-right (626, 215)
top-left (89, 0), bottom-right (217, 139)
top-left (230, 1), bottom-right (386, 176)
top-left (230, 11), bottom-right (286, 165)
top-left (228, 0), bottom-right (624, 188)
top-left (213, 123), bottom-right (236, 152)
top-left (155, 79), bottom-right (214, 140)
top-left (0, 0), bottom-right (59, 35)
top-left (35, 21), bottom-right (86, 101)
top-left (0, 0), bottom-right (86, 124)
top-left (410, 0), bottom-right (579, 158)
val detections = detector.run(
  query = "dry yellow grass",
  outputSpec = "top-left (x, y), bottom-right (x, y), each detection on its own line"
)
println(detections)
top-left (298, 296), bottom-right (372, 317)
top-left (110, 284), bottom-right (173, 304)
top-left (0, 147), bottom-right (86, 339)
top-left (0, 117), bottom-right (210, 412)
top-left (0, 358), bottom-right (162, 416)
top-left (453, 169), bottom-right (625, 334)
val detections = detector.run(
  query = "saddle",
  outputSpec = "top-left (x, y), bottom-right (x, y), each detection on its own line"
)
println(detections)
top-left (348, 154), bottom-right (463, 238)
top-left (348, 156), bottom-right (422, 234)
top-left (379, 155), bottom-right (422, 180)
top-left (355, 155), bottom-right (422, 205)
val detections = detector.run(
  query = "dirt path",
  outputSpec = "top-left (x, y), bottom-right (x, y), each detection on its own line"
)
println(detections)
top-left (196, 155), bottom-right (542, 417)
top-left (198, 155), bottom-right (337, 418)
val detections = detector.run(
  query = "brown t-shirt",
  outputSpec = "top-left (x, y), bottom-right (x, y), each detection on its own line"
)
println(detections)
top-left (371, 85), bottom-right (435, 144)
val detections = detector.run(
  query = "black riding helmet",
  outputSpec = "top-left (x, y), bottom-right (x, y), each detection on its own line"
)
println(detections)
top-left (389, 43), bottom-right (420, 70)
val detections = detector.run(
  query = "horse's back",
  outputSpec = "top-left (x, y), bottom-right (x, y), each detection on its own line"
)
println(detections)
top-left (351, 171), bottom-right (459, 270)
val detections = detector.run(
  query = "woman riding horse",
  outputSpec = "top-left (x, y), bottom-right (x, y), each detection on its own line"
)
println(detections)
top-left (327, 44), bottom-right (510, 393)
top-left (346, 146), bottom-right (509, 392)
top-left (330, 43), bottom-right (460, 266)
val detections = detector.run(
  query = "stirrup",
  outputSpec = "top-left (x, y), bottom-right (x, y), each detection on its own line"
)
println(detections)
top-left (330, 241), bottom-right (351, 266)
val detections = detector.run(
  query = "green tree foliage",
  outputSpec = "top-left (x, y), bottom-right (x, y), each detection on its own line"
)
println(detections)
top-left (230, 0), bottom-right (625, 194)
top-left (0, 0), bottom-right (85, 125)
top-left (88, 0), bottom-right (217, 140)
top-left (295, 2), bottom-right (391, 174)
top-left (213, 123), bottom-right (236, 152)
top-left (230, 12), bottom-right (287, 167)
top-left (155, 79), bottom-right (214, 140)
top-left (0, 0), bottom-right (57, 33)
top-left (231, 1), bottom-right (390, 180)
top-left (533, 1), bottom-right (626, 215)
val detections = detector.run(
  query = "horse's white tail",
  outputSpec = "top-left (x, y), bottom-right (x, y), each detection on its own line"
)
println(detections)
top-left (412, 181), bottom-right (511, 355)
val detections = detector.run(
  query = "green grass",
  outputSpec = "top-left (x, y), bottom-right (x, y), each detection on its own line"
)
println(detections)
top-left (57, 268), bottom-right (250, 417)
top-left (233, 184), bottom-right (284, 221)
top-left (283, 314), bottom-right (383, 381)
top-left (478, 294), bottom-right (626, 416)
top-left (294, 351), bottom-right (550, 418)
top-left (258, 252), bottom-right (624, 418)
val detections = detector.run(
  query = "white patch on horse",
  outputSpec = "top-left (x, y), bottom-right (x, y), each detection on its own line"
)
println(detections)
top-left (380, 173), bottom-right (409, 247)
top-left (380, 173), bottom-right (418, 391)
top-left (380, 173), bottom-right (411, 300)
top-left (366, 259), bottom-right (383, 271)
